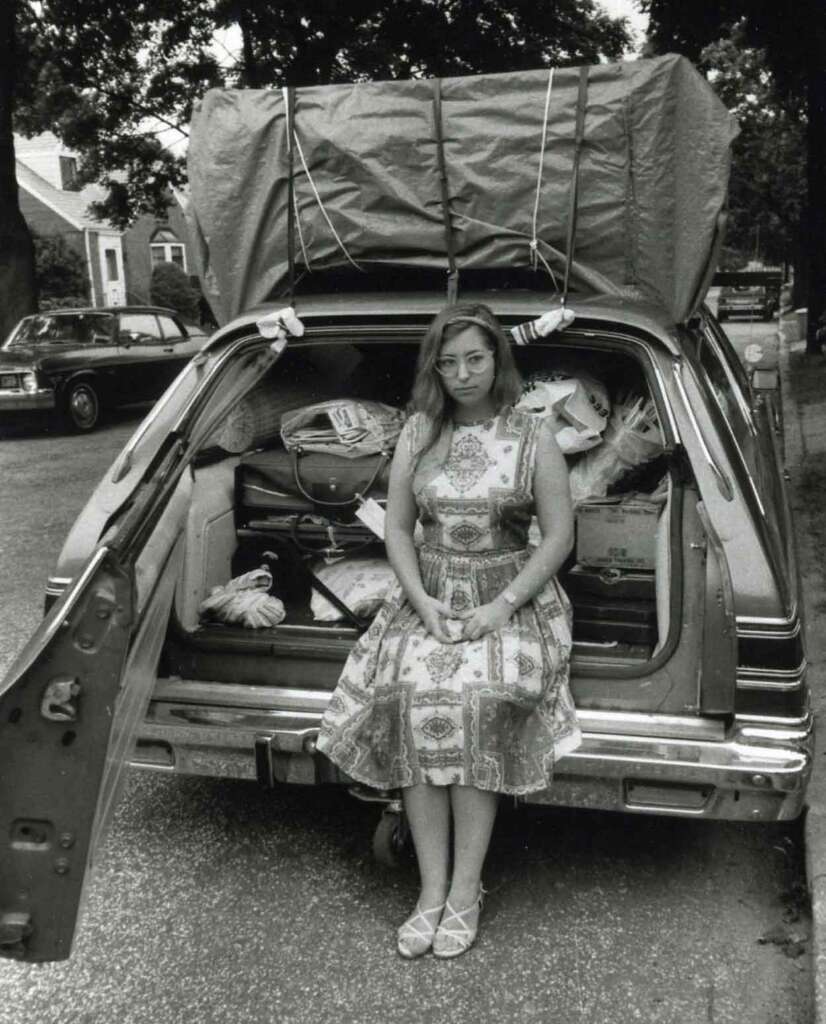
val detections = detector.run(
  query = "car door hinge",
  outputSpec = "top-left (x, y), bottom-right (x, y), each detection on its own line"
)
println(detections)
top-left (0, 912), bottom-right (32, 960)
top-left (41, 677), bottom-right (81, 721)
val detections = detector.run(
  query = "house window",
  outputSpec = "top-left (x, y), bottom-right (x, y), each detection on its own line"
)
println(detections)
top-left (104, 248), bottom-right (119, 281)
top-left (150, 227), bottom-right (186, 271)
top-left (59, 156), bottom-right (79, 191)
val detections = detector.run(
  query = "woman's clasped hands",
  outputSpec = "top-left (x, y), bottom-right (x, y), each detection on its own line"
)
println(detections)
top-left (415, 594), bottom-right (512, 644)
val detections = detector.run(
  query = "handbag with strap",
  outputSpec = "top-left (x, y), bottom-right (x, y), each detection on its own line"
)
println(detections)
top-left (237, 447), bottom-right (392, 511)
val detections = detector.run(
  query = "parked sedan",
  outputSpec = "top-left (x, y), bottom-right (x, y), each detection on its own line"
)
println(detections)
top-left (0, 288), bottom-right (811, 963)
top-left (0, 306), bottom-right (208, 432)
top-left (717, 285), bottom-right (778, 323)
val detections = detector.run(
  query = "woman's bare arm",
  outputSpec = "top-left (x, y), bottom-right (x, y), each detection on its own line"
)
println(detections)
top-left (385, 430), bottom-right (454, 642)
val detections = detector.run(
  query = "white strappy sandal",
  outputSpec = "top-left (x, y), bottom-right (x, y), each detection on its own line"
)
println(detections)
top-left (396, 902), bottom-right (446, 959)
top-left (432, 887), bottom-right (486, 959)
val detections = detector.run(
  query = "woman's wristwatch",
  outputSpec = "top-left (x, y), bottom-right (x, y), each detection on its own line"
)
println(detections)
top-left (499, 589), bottom-right (519, 611)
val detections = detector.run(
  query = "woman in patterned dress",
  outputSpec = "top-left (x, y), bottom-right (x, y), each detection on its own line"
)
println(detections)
top-left (317, 303), bottom-right (580, 959)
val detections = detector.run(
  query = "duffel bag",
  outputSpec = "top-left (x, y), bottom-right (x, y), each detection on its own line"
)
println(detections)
top-left (238, 446), bottom-right (391, 509)
top-left (280, 399), bottom-right (405, 459)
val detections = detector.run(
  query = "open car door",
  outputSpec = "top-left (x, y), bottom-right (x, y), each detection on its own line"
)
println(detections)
top-left (0, 334), bottom-right (284, 962)
top-left (0, 450), bottom-right (191, 963)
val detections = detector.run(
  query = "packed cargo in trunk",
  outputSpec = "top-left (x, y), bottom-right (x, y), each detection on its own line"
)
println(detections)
top-left (158, 312), bottom-right (699, 720)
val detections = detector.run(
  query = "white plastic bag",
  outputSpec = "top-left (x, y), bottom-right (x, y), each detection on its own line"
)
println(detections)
top-left (569, 393), bottom-right (663, 505)
top-left (516, 370), bottom-right (611, 454)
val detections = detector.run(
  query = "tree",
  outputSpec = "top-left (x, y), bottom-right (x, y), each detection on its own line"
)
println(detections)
top-left (638, 0), bottom-right (826, 353)
top-left (150, 260), bottom-right (200, 322)
top-left (1, 0), bottom-right (37, 340)
top-left (4, 1), bottom-right (631, 336)
top-left (699, 32), bottom-right (805, 272)
top-left (33, 232), bottom-right (89, 301)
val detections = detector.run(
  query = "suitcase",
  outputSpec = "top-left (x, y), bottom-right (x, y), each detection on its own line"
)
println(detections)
top-left (569, 593), bottom-right (658, 646)
top-left (234, 449), bottom-right (387, 628)
top-left (561, 563), bottom-right (656, 603)
top-left (235, 454), bottom-right (385, 557)
top-left (238, 446), bottom-right (391, 511)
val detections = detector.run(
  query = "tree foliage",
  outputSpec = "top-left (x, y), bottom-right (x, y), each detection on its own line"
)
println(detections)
top-left (4, 1), bottom-right (631, 337)
top-left (13, 1), bottom-right (631, 228)
top-left (1, 0), bottom-right (37, 340)
top-left (150, 260), bottom-right (201, 322)
top-left (699, 31), bottom-right (805, 270)
top-left (638, 0), bottom-right (826, 350)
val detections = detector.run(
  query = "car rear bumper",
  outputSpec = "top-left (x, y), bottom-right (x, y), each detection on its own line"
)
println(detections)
top-left (0, 389), bottom-right (55, 412)
top-left (133, 682), bottom-right (814, 822)
top-left (719, 305), bottom-right (771, 318)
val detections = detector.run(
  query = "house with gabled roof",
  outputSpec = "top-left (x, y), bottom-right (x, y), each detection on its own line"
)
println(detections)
top-left (15, 133), bottom-right (194, 308)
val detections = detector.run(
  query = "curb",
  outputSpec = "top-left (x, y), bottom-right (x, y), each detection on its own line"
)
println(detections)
top-left (777, 319), bottom-right (826, 1021)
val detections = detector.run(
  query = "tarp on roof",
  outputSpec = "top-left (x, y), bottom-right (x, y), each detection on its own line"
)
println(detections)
top-left (186, 54), bottom-right (739, 326)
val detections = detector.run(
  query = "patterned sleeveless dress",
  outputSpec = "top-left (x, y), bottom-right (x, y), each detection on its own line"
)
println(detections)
top-left (316, 407), bottom-right (581, 796)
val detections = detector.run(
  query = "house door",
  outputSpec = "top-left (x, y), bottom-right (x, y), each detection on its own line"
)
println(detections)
top-left (97, 236), bottom-right (126, 306)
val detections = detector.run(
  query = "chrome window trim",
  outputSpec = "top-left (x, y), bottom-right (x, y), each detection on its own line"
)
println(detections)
top-left (701, 323), bottom-right (759, 438)
top-left (672, 360), bottom-right (733, 500)
top-left (690, 337), bottom-right (772, 521)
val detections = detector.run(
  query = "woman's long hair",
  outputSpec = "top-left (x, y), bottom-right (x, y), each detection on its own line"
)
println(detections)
top-left (410, 302), bottom-right (523, 457)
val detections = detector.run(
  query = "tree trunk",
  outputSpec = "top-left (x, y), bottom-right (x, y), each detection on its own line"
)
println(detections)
top-left (805, 9), bottom-right (826, 354)
top-left (238, 6), bottom-right (260, 89)
top-left (0, 0), bottom-right (37, 340)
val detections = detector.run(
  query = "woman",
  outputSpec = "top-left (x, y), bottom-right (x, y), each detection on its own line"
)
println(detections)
top-left (317, 302), bottom-right (580, 959)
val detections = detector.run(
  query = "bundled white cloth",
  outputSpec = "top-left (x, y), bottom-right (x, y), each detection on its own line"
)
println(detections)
top-left (256, 306), bottom-right (305, 342)
top-left (510, 307), bottom-right (576, 345)
top-left (281, 399), bottom-right (405, 459)
top-left (516, 369), bottom-right (611, 454)
top-left (569, 393), bottom-right (664, 505)
top-left (199, 567), bottom-right (286, 629)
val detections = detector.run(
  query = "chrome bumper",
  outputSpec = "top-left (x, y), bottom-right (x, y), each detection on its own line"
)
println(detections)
top-left (0, 389), bottom-right (55, 412)
top-left (133, 681), bottom-right (814, 822)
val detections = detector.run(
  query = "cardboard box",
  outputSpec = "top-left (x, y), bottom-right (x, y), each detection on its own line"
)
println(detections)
top-left (576, 500), bottom-right (660, 570)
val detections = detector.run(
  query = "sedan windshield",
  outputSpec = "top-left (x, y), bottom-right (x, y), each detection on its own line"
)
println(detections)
top-left (3, 313), bottom-right (115, 348)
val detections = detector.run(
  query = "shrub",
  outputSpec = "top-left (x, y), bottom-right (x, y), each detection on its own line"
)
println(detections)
top-left (33, 233), bottom-right (89, 301)
top-left (150, 261), bottom-right (200, 322)
top-left (39, 296), bottom-right (91, 311)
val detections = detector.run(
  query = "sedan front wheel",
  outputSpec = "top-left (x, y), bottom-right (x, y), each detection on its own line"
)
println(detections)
top-left (62, 380), bottom-right (101, 432)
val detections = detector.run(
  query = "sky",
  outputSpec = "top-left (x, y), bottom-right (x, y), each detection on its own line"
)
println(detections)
top-left (597, 0), bottom-right (649, 53)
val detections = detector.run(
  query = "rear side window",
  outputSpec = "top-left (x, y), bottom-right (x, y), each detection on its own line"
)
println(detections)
top-left (120, 313), bottom-right (162, 344)
top-left (158, 315), bottom-right (185, 341)
top-left (696, 330), bottom-right (754, 452)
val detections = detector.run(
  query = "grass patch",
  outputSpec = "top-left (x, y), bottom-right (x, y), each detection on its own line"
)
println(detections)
top-left (787, 350), bottom-right (826, 404)
top-left (794, 462), bottom-right (826, 612)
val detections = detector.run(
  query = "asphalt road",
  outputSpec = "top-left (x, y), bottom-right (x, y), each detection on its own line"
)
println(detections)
top-left (0, 336), bottom-right (814, 1024)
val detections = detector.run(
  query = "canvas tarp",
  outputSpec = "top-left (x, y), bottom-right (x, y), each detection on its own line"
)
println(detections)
top-left (186, 53), bottom-right (739, 325)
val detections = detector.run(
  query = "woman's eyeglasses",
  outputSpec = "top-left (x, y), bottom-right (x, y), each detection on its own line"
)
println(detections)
top-left (434, 351), bottom-right (494, 378)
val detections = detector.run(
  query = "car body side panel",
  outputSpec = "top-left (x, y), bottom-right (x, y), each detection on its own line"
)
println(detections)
top-left (0, 552), bottom-right (134, 962)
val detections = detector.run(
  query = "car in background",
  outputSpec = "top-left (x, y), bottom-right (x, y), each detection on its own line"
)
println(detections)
top-left (0, 306), bottom-right (209, 432)
top-left (717, 285), bottom-right (778, 323)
